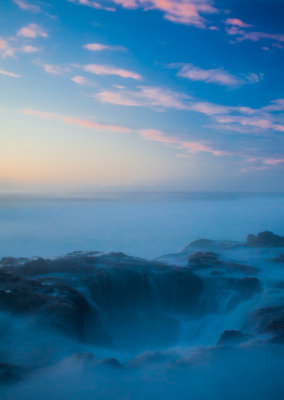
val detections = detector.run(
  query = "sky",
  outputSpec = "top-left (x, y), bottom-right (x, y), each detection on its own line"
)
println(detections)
top-left (0, 0), bottom-right (284, 192)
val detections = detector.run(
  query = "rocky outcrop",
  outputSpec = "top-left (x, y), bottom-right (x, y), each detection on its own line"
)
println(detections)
top-left (0, 270), bottom-right (110, 346)
top-left (182, 239), bottom-right (238, 253)
top-left (246, 231), bottom-right (284, 247)
top-left (188, 251), bottom-right (258, 275)
top-left (249, 306), bottom-right (284, 343)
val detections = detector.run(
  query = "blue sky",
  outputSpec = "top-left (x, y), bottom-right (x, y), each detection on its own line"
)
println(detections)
top-left (0, 0), bottom-right (284, 191)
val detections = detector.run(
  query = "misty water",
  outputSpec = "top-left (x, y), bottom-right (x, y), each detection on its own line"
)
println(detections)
top-left (0, 192), bottom-right (284, 399)
top-left (1, 192), bottom-right (284, 259)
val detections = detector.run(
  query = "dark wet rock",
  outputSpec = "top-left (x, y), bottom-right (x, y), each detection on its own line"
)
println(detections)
top-left (272, 281), bottom-right (284, 289)
top-left (225, 263), bottom-right (259, 275)
top-left (0, 270), bottom-right (110, 346)
top-left (0, 362), bottom-right (30, 384)
top-left (189, 252), bottom-right (222, 269)
top-left (217, 330), bottom-right (252, 346)
top-left (270, 254), bottom-right (284, 263)
top-left (227, 277), bottom-right (262, 296)
top-left (182, 239), bottom-right (238, 253)
top-left (99, 358), bottom-right (124, 370)
top-left (188, 252), bottom-right (258, 275)
top-left (246, 231), bottom-right (284, 247)
top-left (0, 257), bottom-right (19, 267)
top-left (250, 306), bottom-right (284, 342)
top-left (17, 256), bottom-right (96, 276)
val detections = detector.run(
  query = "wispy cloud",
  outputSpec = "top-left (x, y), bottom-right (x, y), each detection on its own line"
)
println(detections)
top-left (0, 38), bottom-right (15, 58)
top-left (139, 129), bottom-right (228, 156)
top-left (22, 108), bottom-right (132, 133)
top-left (83, 43), bottom-right (127, 52)
top-left (0, 69), bottom-right (20, 78)
top-left (68, 0), bottom-right (116, 12)
top-left (71, 0), bottom-right (218, 27)
top-left (22, 108), bottom-right (228, 158)
top-left (171, 63), bottom-right (261, 87)
top-left (21, 45), bottom-right (39, 53)
top-left (97, 86), bottom-right (190, 110)
top-left (71, 75), bottom-right (87, 84)
top-left (83, 64), bottom-right (142, 80)
top-left (225, 18), bottom-right (284, 47)
top-left (263, 158), bottom-right (284, 166)
top-left (96, 84), bottom-right (284, 136)
top-left (17, 24), bottom-right (48, 38)
top-left (13, 0), bottom-right (41, 13)
top-left (225, 18), bottom-right (251, 28)
top-left (71, 75), bottom-right (97, 87)
top-left (43, 64), bottom-right (69, 75)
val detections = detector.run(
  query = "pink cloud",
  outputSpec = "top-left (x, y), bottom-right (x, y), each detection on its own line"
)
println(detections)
top-left (140, 129), bottom-right (176, 143)
top-left (84, 64), bottom-right (142, 80)
top-left (0, 69), bottom-right (20, 78)
top-left (262, 99), bottom-right (284, 112)
top-left (97, 86), bottom-right (190, 110)
top-left (139, 129), bottom-right (227, 156)
top-left (172, 63), bottom-right (260, 86)
top-left (21, 45), bottom-right (39, 53)
top-left (43, 64), bottom-right (66, 75)
top-left (179, 65), bottom-right (240, 86)
top-left (83, 43), bottom-right (126, 52)
top-left (13, 0), bottom-right (41, 12)
top-left (225, 18), bottom-right (252, 28)
top-left (0, 38), bottom-right (15, 58)
top-left (181, 141), bottom-right (228, 156)
top-left (122, 0), bottom-right (217, 27)
top-left (17, 23), bottom-right (48, 38)
top-left (98, 91), bottom-right (140, 106)
top-left (71, 75), bottom-right (87, 84)
top-left (22, 108), bottom-right (132, 133)
top-left (69, 0), bottom-right (115, 12)
top-left (263, 158), bottom-right (284, 166)
top-left (226, 26), bottom-right (284, 45)
top-left (189, 102), bottom-right (230, 115)
top-left (22, 108), bottom-right (228, 158)
top-left (73, 0), bottom-right (218, 27)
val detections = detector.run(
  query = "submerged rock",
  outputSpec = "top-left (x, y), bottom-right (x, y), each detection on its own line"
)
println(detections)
top-left (217, 330), bottom-right (252, 346)
top-left (0, 362), bottom-right (29, 384)
top-left (270, 254), bottom-right (284, 264)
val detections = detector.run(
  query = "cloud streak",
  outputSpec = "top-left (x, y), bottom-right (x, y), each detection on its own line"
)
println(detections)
top-left (0, 69), bottom-right (20, 78)
top-left (22, 108), bottom-right (132, 133)
top-left (22, 108), bottom-right (228, 158)
top-left (83, 43), bottom-right (127, 52)
top-left (139, 129), bottom-right (228, 156)
top-left (71, 0), bottom-right (218, 27)
top-left (97, 86), bottom-right (190, 110)
top-left (13, 0), bottom-right (41, 13)
top-left (225, 18), bottom-right (284, 47)
top-left (83, 64), bottom-right (142, 80)
top-left (171, 63), bottom-right (261, 86)
top-left (68, 0), bottom-right (116, 12)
